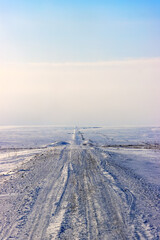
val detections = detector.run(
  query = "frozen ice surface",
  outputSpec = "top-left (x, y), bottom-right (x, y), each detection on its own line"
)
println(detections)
top-left (0, 126), bottom-right (159, 239)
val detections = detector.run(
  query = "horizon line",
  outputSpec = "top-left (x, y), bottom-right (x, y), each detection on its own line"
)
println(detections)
top-left (0, 57), bottom-right (160, 67)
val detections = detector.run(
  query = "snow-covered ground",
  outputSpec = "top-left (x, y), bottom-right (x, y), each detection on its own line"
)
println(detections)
top-left (0, 126), bottom-right (73, 176)
top-left (0, 126), bottom-right (159, 239)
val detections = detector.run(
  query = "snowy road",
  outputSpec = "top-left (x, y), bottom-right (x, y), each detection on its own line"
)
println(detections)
top-left (0, 128), bottom-right (159, 239)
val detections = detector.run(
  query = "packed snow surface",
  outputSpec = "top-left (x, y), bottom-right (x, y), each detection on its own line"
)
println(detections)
top-left (0, 126), bottom-right (160, 239)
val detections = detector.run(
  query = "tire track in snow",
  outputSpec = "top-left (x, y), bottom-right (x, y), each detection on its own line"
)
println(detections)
top-left (23, 148), bottom-right (70, 240)
top-left (57, 147), bottom-right (127, 240)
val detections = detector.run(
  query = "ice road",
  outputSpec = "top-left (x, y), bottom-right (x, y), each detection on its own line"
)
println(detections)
top-left (0, 128), bottom-right (160, 239)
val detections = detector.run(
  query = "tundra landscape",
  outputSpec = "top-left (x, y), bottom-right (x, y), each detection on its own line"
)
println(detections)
top-left (0, 1), bottom-right (160, 239)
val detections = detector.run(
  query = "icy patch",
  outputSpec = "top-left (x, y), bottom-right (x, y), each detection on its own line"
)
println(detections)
top-left (46, 141), bottom-right (70, 147)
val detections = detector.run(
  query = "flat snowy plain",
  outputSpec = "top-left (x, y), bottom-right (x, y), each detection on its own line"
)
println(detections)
top-left (0, 126), bottom-right (160, 239)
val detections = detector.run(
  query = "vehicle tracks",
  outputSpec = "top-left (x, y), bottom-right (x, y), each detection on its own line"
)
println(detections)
top-left (0, 129), bottom-right (159, 239)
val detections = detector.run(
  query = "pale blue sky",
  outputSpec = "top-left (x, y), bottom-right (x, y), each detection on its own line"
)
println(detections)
top-left (0, 0), bottom-right (160, 62)
top-left (0, 1), bottom-right (160, 126)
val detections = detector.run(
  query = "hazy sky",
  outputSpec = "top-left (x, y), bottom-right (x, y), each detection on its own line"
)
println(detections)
top-left (0, 0), bottom-right (160, 126)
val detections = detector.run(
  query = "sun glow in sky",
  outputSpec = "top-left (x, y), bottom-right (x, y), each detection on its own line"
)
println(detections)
top-left (0, 0), bottom-right (160, 126)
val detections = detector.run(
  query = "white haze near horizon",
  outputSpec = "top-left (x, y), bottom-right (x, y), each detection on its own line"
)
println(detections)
top-left (0, 58), bottom-right (160, 126)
